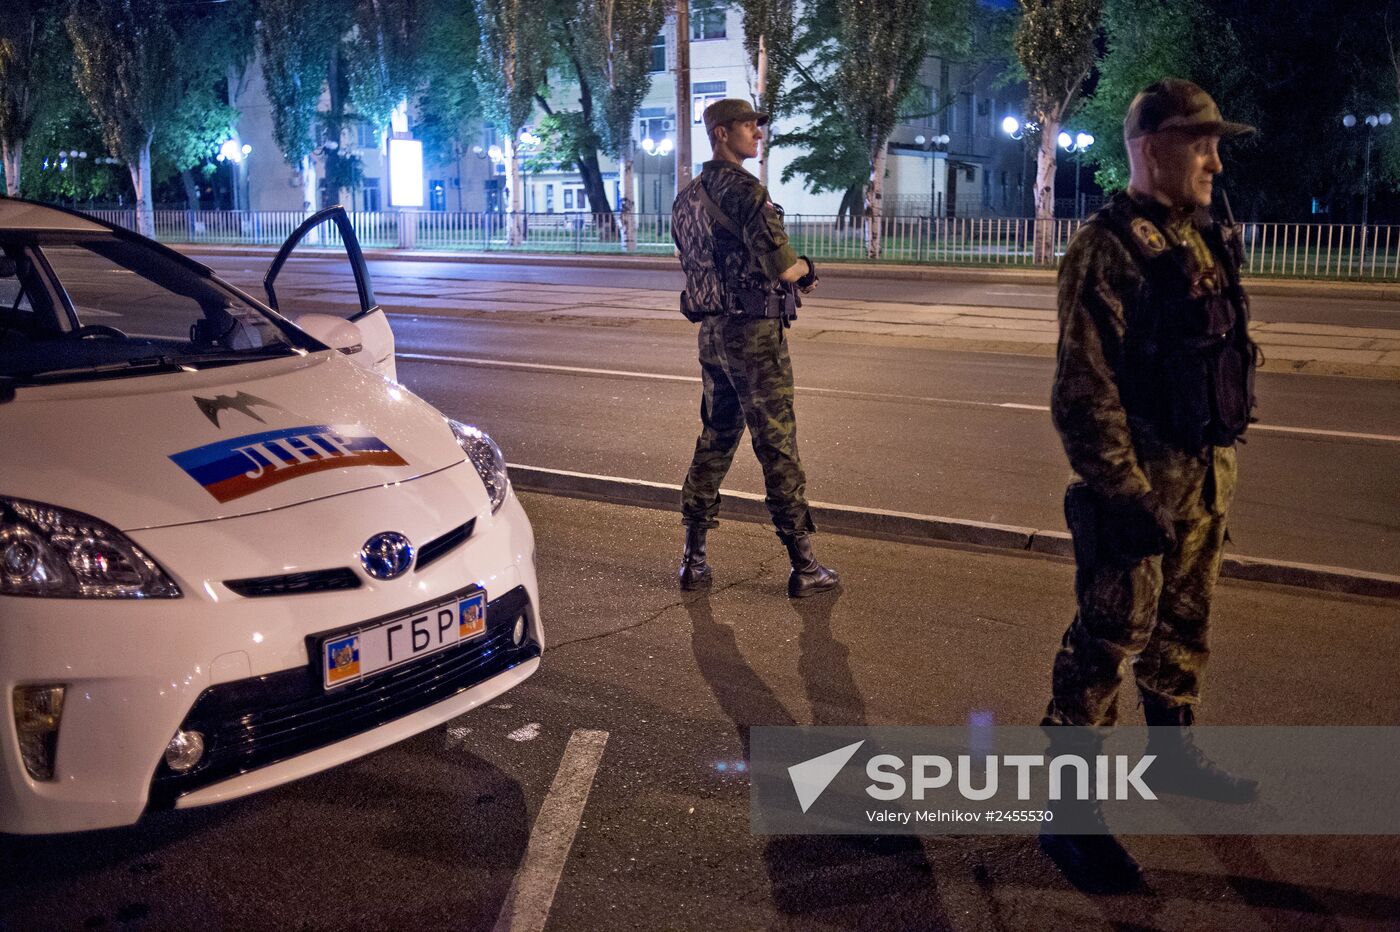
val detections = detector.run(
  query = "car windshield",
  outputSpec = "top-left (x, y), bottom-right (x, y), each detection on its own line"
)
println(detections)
top-left (0, 232), bottom-right (311, 384)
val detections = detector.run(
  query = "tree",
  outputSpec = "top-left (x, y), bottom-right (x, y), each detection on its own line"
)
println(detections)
top-left (415, 0), bottom-right (484, 175)
top-left (1013, 0), bottom-right (1102, 261)
top-left (0, 2), bottom-right (69, 197)
top-left (474, 0), bottom-right (549, 245)
top-left (833, 0), bottom-right (932, 258)
top-left (258, 0), bottom-right (350, 209)
top-left (573, 0), bottom-right (669, 251)
top-left (345, 0), bottom-right (424, 138)
top-left (67, 0), bottom-right (182, 235)
top-left (1079, 0), bottom-right (1244, 195)
top-left (737, 0), bottom-right (796, 186)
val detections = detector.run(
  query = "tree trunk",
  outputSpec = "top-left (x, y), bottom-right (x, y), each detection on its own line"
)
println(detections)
top-left (2, 140), bottom-right (22, 197)
top-left (1033, 116), bottom-right (1059, 265)
top-left (302, 155), bottom-right (318, 213)
top-left (619, 149), bottom-right (636, 252)
top-left (674, 0), bottom-right (692, 192)
top-left (756, 34), bottom-right (768, 189)
top-left (505, 135), bottom-right (525, 247)
top-left (864, 139), bottom-right (887, 260)
top-left (837, 183), bottom-right (861, 230)
top-left (180, 169), bottom-right (201, 209)
top-left (578, 152), bottom-right (615, 238)
top-left (130, 142), bottom-right (155, 238)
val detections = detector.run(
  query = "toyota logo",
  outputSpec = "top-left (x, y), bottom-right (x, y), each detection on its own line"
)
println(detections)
top-left (360, 532), bottom-right (414, 580)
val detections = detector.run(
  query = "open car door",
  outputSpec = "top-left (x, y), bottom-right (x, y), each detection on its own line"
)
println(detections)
top-left (264, 206), bottom-right (397, 382)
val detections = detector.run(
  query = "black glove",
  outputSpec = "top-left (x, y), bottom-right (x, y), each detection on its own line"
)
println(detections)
top-left (796, 255), bottom-right (818, 292)
top-left (1102, 493), bottom-right (1177, 561)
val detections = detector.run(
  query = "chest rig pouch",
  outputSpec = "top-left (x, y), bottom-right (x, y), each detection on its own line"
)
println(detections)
top-left (1102, 200), bottom-right (1259, 452)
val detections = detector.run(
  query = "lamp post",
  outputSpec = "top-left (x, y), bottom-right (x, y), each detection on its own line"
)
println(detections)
top-left (914, 133), bottom-right (950, 216)
top-left (216, 138), bottom-right (252, 212)
top-left (1001, 116), bottom-right (1039, 218)
top-left (58, 150), bottom-right (88, 205)
top-left (1342, 112), bottom-right (1393, 228)
top-left (1057, 130), bottom-right (1094, 218)
top-left (639, 136), bottom-right (674, 214)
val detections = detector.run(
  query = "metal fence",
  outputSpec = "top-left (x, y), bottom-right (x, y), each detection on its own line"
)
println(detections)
top-left (83, 208), bottom-right (1400, 280)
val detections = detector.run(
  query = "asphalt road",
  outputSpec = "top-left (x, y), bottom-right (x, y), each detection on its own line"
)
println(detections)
top-left (87, 252), bottom-right (1398, 576)
top-left (4, 493), bottom-right (1398, 931)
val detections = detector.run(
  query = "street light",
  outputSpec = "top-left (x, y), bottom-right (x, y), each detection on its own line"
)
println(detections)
top-left (1058, 130), bottom-right (1095, 218)
top-left (1002, 117), bottom-right (1040, 217)
top-left (914, 133), bottom-right (950, 216)
top-left (1342, 111), bottom-right (1393, 228)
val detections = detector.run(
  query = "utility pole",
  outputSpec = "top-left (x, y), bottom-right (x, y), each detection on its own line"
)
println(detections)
top-left (674, 0), bottom-right (692, 192)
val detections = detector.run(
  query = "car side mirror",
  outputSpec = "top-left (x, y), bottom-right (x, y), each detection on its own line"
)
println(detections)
top-left (295, 313), bottom-right (365, 360)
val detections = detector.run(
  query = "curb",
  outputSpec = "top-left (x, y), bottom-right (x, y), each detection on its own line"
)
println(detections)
top-left (172, 244), bottom-right (1400, 301)
top-left (509, 464), bottom-right (1400, 600)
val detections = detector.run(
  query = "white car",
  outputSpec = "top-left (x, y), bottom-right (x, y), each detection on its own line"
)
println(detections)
top-left (0, 199), bottom-right (542, 834)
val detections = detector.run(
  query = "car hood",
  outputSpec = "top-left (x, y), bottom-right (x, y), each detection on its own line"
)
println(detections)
top-left (1, 352), bottom-right (477, 531)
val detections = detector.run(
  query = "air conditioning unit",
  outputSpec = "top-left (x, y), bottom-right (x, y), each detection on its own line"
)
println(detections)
top-left (662, 119), bottom-right (675, 131)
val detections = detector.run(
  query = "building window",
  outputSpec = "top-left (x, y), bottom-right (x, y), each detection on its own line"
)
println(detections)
top-left (916, 84), bottom-right (934, 129)
top-left (639, 115), bottom-right (675, 145)
top-left (691, 0), bottom-right (726, 40)
top-left (363, 178), bottom-right (381, 212)
top-left (564, 189), bottom-right (573, 210)
top-left (649, 30), bottom-right (666, 72)
top-left (961, 93), bottom-right (974, 138)
top-left (691, 82), bottom-right (727, 125)
top-left (546, 184), bottom-right (555, 213)
top-left (356, 121), bottom-right (377, 149)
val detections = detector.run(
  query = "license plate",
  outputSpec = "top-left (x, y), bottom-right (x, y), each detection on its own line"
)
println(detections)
top-left (321, 589), bottom-right (487, 690)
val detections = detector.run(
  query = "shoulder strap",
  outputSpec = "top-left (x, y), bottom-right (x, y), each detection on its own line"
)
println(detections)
top-left (695, 177), bottom-right (746, 242)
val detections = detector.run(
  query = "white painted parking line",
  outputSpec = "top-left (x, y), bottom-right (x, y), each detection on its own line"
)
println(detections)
top-left (493, 728), bottom-right (609, 932)
top-left (399, 353), bottom-right (1400, 444)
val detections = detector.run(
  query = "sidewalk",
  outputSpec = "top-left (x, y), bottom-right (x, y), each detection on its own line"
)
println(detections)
top-left (183, 245), bottom-right (1400, 379)
top-left (177, 242), bottom-right (1400, 301)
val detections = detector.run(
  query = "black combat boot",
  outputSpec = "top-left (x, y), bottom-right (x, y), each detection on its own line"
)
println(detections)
top-left (1142, 701), bottom-right (1258, 803)
top-left (780, 533), bottom-right (839, 598)
top-left (679, 526), bottom-right (712, 591)
top-left (1039, 727), bottom-right (1147, 894)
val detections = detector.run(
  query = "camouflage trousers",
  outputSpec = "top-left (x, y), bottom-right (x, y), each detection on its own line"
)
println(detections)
top-left (681, 315), bottom-right (815, 536)
top-left (1043, 507), bottom-right (1229, 726)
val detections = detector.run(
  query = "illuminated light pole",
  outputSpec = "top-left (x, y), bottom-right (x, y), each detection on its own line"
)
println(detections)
top-left (1342, 111), bottom-right (1393, 228)
top-left (1002, 116), bottom-right (1040, 217)
top-left (914, 133), bottom-right (950, 217)
top-left (215, 139), bottom-right (252, 212)
top-left (1057, 130), bottom-right (1094, 218)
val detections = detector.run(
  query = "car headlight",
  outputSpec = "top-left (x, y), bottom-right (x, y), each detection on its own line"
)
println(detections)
top-left (0, 497), bottom-right (181, 599)
top-left (447, 420), bottom-right (510, 514)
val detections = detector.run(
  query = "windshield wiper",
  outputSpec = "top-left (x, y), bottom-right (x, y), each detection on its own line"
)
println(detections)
top-left (18, 346), bottom-right (301, 384)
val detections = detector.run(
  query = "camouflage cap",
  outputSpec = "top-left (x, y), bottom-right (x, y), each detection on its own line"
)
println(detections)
top-left (703, 98), bottom-right (770, 134)
top-left (1124, 78), bottom-right (1255, 140)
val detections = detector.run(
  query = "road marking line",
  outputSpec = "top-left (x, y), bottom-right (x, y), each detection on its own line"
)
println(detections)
top-left (400, 353), bottom-right (1400, 444)
top-left (493, 728), bottom-right (609, 932)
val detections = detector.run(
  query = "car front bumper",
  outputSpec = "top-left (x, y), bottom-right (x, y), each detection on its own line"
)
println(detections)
top-left (0, 464), bottom-right (541, 835)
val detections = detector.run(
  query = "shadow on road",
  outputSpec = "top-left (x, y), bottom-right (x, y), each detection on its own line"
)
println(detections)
top-left (686, 589), bottom-right (952, 927)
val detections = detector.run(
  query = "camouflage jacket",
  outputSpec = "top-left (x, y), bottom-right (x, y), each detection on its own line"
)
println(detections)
top-left (1051, 192), bottom-right (1240, 519)
top-left (688, 160), bottom-right (798, 294)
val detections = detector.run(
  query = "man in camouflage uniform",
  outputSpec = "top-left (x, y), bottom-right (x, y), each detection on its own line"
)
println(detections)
top-left (1039, 79), bottom-right (1261, 891)
top-left (671, 98), bottom-right (838, 599)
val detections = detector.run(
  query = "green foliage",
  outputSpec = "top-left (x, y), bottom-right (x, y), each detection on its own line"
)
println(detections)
top-left (1012, 0), bottom-right (1102, 124)
top-left (573, 0), bottom-right (669, 159)
top-left (737, 0), bottom-right (796, 115)
top-left (414, 0), bottom-right (484, 164)
top-left (1080, 0), bottom-right (1244, 192)
top-left (523, 109), bottom-right (599, 172)
top-left (345, 0), bottom-right (425, 134)
top-left (66, 0), bottom-right (179, 161)
top-left (474, 0), bottom-right (550, 136)
top-left (0, 2), bottom-right (68, 156)
top-left (258, 0), bottom-right (350, 168)
top-left (834, 0), bottom-right (930, 154)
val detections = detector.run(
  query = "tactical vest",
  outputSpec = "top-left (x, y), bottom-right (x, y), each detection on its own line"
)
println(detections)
top-left (672, 176), bottom-right (729, 320)
top-left (1098, 195), bottom-right (1259, 452)
top-left (672, 170), bottom-right (787, 322)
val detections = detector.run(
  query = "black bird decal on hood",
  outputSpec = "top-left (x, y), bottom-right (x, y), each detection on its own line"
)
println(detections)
top-left (193, 392), bottom-right (285, 427)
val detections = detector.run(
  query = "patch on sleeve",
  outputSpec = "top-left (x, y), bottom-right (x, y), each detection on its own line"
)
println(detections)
top-left (1130, 217), bottom-right (1167, 256)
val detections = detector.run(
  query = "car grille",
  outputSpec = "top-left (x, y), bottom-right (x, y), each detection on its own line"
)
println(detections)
top-left (148, 585), bottom-right (538, 808)
top-left (415, 518), bottom-right (475, 571)
top-left (225, 567), bottom-right (361, 597)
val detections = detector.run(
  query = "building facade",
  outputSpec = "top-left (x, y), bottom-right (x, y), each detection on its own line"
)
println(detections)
top-left (233, 3), bottom-right (1028, 219)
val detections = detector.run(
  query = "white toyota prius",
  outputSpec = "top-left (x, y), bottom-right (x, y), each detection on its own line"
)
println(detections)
top-left (0, 199), bottom-right (542, 834)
